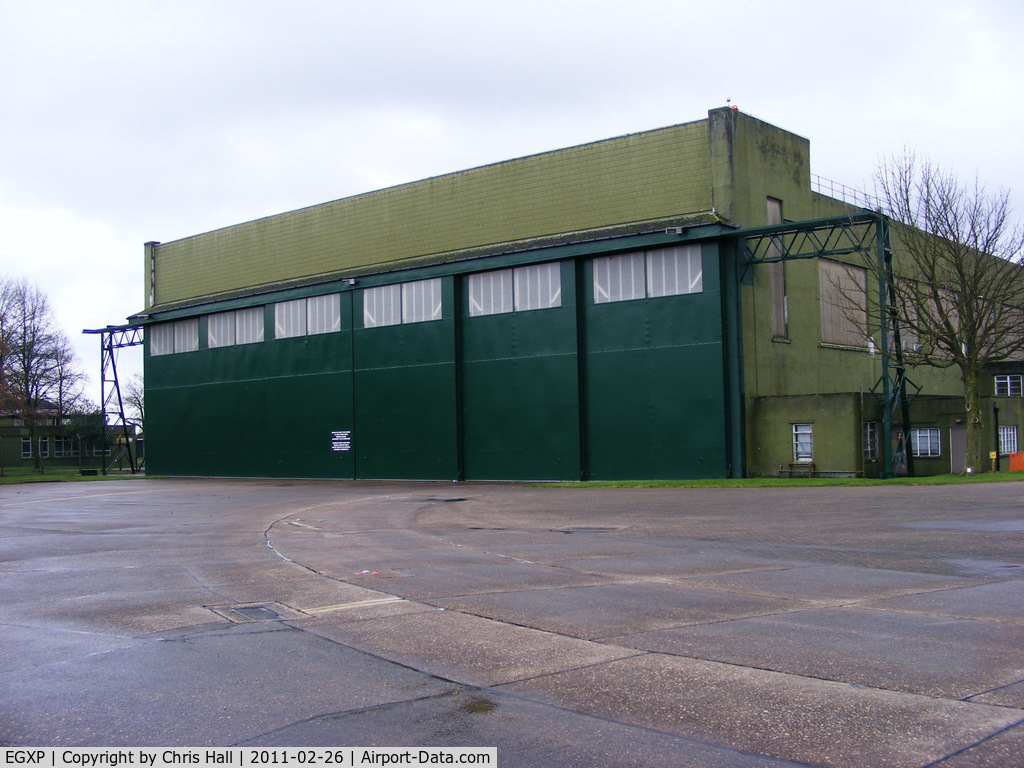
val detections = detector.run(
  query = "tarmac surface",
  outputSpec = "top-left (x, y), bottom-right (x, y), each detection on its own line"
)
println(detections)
top-left (1, 477), bottom-right (1024, 767)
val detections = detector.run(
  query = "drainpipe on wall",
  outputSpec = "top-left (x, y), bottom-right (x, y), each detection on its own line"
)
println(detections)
top-left (145, 241), bottom-right (160, 308)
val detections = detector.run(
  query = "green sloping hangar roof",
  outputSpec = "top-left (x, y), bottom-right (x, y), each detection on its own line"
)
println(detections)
top-left (144, 115), bottom-right (721, 311)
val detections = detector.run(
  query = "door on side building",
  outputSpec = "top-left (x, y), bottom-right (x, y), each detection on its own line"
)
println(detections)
top-left (950, 427), bottom-right (966, 474)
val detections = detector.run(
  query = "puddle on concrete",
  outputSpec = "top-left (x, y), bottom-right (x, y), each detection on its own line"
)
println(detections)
top-left (460, 696), bottom-right (497, 715)
top-left (947, 558), bottom-right (1024, 577)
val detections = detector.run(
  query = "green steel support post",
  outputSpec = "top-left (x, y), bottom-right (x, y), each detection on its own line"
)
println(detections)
top-left (720, 240), bottom-right (746, 478)
top-left (877, 216), bottom-right (914, 478)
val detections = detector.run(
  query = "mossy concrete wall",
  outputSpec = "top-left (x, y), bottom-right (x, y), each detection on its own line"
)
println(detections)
top-left (748, 393), bottom-right (863, 476)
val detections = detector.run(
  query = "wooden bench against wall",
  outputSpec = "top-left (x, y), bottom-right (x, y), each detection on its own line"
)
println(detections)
top-left (783, 462), bottom-right (815, 478)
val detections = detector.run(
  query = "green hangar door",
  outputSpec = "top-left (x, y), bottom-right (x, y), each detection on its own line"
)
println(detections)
top-left (460, 261), bottom-right (582, 480)
top-left (145, 293), bottom-right (358, 479)
top-left (582, 245), bottom-right (728, 480)
top-left (352, 278), bottom-right (459, 480)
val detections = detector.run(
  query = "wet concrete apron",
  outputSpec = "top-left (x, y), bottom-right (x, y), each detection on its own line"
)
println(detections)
top-left (2, 479), bottom-right (1023, 767)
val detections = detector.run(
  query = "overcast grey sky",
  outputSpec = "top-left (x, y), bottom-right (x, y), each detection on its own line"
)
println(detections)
top-left (2, 0), bottom-right (1022, 399)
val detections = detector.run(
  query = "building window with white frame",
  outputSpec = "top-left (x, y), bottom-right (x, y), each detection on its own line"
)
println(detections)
top-left (21, 436), bottom-right (31, 459)
top-left (54, 437), bottom-right (79, 458)
top-left (999, 425), bottom-right (1018, 455)
top-left (793, 423), bottom-right (813, 462)
top-left (911, 427), bottom-right (941, 457)
top-left (995, 375), bottom-right (1023, 397)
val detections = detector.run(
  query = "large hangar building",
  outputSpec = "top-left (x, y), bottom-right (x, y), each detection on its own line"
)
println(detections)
top-left (134, 107), bottom-right (1023, 480)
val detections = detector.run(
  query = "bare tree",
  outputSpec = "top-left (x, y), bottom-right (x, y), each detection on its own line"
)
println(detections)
top-left (0, 279), bottom-right (18, 412)
top-left (123, 373), bottom-right (144, 429)
top-left (875, 152), bottom-right (1024, 473)
top-left (51, 335), bottom-right (87, 416)
top-left (0, 277), bottom-right (88, 469)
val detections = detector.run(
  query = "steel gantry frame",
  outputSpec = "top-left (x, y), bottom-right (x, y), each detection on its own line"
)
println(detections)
top-left (83, 324), bottom-right (145, 475)
top-left (734, 211), bottom-right (917, 478)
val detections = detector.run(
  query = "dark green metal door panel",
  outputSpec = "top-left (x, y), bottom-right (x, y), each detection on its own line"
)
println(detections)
top-left (461, 353), bottom-right (580, 479)
top-left (585, 344), bottom-right (726, 478)
top-left (262, 372), bottom-right (355, 478)
top-left (352, 294), bottom-right (458, 479)
top-left (460, 263), bottom-right (581, 480)
top-left (352, 362), bottom-right (458, 479)
top-left (581, 248), bottom-right (728, 479)
top-left (145, 384), bottom-right (209, 476)
top-left (147, 372), bottom-right (355, 479)
top-left (145, 295), bottom-right (356, 479)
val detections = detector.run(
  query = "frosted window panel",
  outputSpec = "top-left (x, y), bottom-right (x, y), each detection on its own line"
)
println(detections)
top-left (999, 425), bottom-right (1018, 454)
top-left (402, 278), bottom-right (442, 323)
top-left (363, 285), bottom-right (402, 328)
top-left (307, 294), bottom-right (340, 335)
top-left (468, 270), bottom-right (513, 317)
top-left (149, 323), bottom-right (175, 356)
top-left (647, 246), bottom-right (702, 297)
top-left (593, 253), bottom-right (645, 304)
top-left (207, 312), bottom-right (235, 348)
top-left (275, 299), bottom-right (307, 338)
top-left (173, 318), bottom-right (199, 353)
top-left (515, 262), bottom-right (561, 311)
top-left (235, 307), bottom-right (265, 344)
